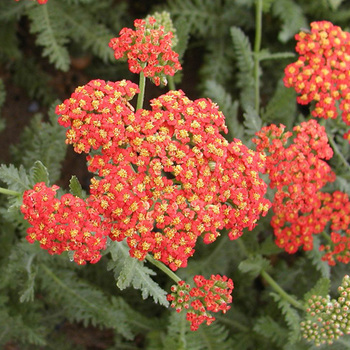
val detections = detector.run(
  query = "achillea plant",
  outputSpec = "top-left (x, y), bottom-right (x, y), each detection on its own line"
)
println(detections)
top-left (1, 1), bottom-right (350, 349)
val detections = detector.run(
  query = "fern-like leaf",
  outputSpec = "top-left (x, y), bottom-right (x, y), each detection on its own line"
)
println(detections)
top-left (0, 164), bottom-right (30, 192)
top-left (40, 264), bottom-right (134, 340)
top-left (230, 26), bottom-right (255, 111)
top-left (238, 255), bottom-right (271, 278)
top-left (271, 292), bottom-right (301, 344)
top-left (69, 175), bottom-right (85, 198)
top-left (57, 4), bottom-right (115, 63)
top-left (262, 79), bottom-right (297, 127)
top-left (305, 236), bottom-right (330, 279)
top-left (30, 161), bottom-right (50, 186)
top-left (272, 0), bottom-right (308, 43)
top-left (27, 1), bottom-right (70, 71)
top-left (253, 315), bottom-right (289, 347)
top-left (243, 106), bottom-right (262, 137)
top-left (10, 105), bottom-right (67, 183)
top-left (303, 277), bottom-right (330, 306)
top-left (107, 241), bottom-right (169, 307)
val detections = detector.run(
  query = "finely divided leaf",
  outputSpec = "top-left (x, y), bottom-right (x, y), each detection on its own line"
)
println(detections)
top-left (108, 241), bottom-right (169, 307)
top-left (30, 161), bottom-right (50, 186)
top-left (0, 164), bottom-right (30, 192)
top-left (230, 26), bottom-right (255, 111)
top-left (303, 277), bottom-right (330, 304)
top-left (69, 175), bottom-right (85, 198)
top-left (243, 106), bottom-right (262, 137)
top-left (271, 293), bottom-right (301, 344)
top-left (272, 0), bottom-right (307, 43)
top-left (238, 255), bottom-right (270, 278)
top-left (27, 2), bottom-right (70, 71)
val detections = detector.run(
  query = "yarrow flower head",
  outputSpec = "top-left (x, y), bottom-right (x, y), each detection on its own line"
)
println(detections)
top-left (109, 17), bottom-right (182, 86)
top-left (253, 119), bottom-right (335, 254)
top-left (56, 83), bottom-right (271, 270)
top-left (300, 275), bottom-right (350, 346)
top-left (21, 182), bottom-right (108, 265)
top-left (284, 21), bottom-right (350, 141)
top-left (167, 275), bottom-right (234, 331)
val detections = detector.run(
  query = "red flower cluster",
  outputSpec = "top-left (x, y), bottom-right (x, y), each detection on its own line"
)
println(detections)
top-left (109, 17), bottom-right (182, 86)
top-left (56, 82), bottom-right (270, 270)
top-left (14, 0), bottom-right (47, 3)
top-left (319, 191), bottom-right (350, 265)
top-left (253, 120), bottom-right (335, 253)
top-left (21, 183), bottom-right (108, 265)
top-left (56, 79), bottom-right (139, 154)
top-left (167, 275), bottom-right (234, 331)
top-left (284, 21), bottom-right (350, 141)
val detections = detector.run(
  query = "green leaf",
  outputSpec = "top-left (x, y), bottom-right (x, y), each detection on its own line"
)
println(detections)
top-left (27, 1), bottom-right (70, 71)
top-left (41, 265), bottom-right (134, 340)
top-left (108, 241), bottom-right (169, 307)
top-left (243, 106), bottom-right (262, 137)
top-left (271, 292), bottom-right (301, 344)
top-left (0, 164), bottom-right (30, 192)
top-left (262, 79), bottom-right (297, 128)
top-left (258, 49), bottom-right (295, 61)
top-left (253, 315), bottom-right (288, 347)
top-left (303, 277), bottom-right (330, 304)
top-left (230, 26), bottom-right (255, 111)
top-left (328, 0), bottom-right (345, 10)
top-left (30, 161), bottom-right (50, 186)
top-left (238, 255), bottom-right (270, 278)
top-left (259, 235), bottom-right (284, 256)
top-left (305, 235), bottom-right (330, 279)
top-left (69, 175), bottom-right (85, 198)
top-left (272, 0), bottom-right (308, 43)
top-left (10, 105), bottom-right (67, 183)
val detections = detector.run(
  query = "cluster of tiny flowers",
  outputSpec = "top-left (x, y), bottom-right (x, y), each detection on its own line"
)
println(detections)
top-left (14, 0), bottom-right (48, 3)
top-left (253, 119), bottom-right (335, 253)
top-left (318, 191), bottom-right (350, 265)
top-left (167, 275), bottom-right (234, 331)
top-left (109, 17), bottom-right (182, 86)
top-left (56, 83), bottom-right (270, 270)
top-left (284, 21), bottom-right (350, 141)
top-left (300, 275), bottom-right (350, 346)
top-left (20, 183), bottom-right (108, 265)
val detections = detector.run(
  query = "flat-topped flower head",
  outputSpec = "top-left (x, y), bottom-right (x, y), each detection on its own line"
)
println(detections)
top-left (168, 275), bottom-right (234, 331)
top-left (253, 120), bottom-right (335, 254)
top-left (284, 21), bottom-right (350, 142)
top-left (109, 17), bottom-right (182, 86)
top-left (21, 183), bottom-right (109, 265)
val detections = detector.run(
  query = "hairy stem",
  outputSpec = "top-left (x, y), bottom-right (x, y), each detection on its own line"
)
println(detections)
top-left (254, 0), bottom-right (263, 113)
top-left (261, 269), bottom-right (305, 310)
top-left (136, 71), bottom-right (146, 110)
top-left (146, 254), bottom-right (181, 283)
top-left (168, 75), bottom-right (176, 91)
top-left (0, 187), bottom-right (21, 197)
top-left (238, 237), bottom-right (305, 311)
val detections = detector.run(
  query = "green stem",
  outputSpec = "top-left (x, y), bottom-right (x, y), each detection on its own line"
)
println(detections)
top-left (146, 254), bottom-right (181, 283)
top-left (253, 0), bottom-right (263, 113)
top-left (261, 269), bottom-right (305, 311)
top-left (238, 237), bottom-right (305, 311)
top-left (0, 187), bottom-right (21, 197)
top-left (136, 71), bottom-right (146, 110)
top-left (168, 75), bottom-right (176, 91)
